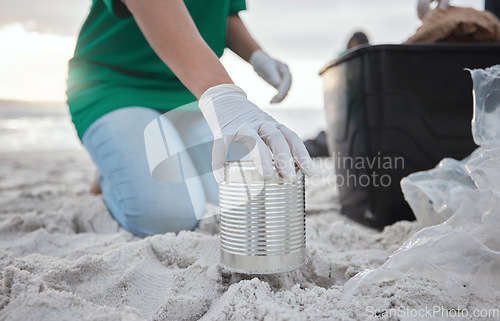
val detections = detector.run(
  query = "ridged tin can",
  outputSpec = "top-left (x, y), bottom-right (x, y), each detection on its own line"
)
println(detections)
top-left (219, 160), bottom-right (306, 274)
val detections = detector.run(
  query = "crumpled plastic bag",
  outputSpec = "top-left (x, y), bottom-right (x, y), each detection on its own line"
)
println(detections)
top-left (470, 66), bottom-right (500, 147)
top-left (466, 147), bottom-right (500, 195)
top-left (345, 65), bottom-right (500, 296)
top-left (400, 156), bottom-right (477, 227)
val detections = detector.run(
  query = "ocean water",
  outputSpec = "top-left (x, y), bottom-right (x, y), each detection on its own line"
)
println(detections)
top-left (0, 100), bottom-right (326, 153)
top-left (0, 100), bottom-right (83, 152)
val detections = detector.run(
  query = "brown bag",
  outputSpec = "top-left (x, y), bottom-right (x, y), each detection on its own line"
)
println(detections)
top-left (406, 6), bottom-right (500, 43)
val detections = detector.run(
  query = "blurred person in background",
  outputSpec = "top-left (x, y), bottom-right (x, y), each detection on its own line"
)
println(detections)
top-left (347, 32), bottom-right (370, 50)
top-left (66, 0), bottom-right (313, 237)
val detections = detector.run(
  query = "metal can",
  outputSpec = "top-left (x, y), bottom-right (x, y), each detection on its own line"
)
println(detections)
top-left (219, 160), bottom-right (306, 274)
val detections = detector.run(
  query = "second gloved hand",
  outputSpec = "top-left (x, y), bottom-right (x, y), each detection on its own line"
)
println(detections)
top-left (417, 0), bottom-right (450, 20)
top-left (249, 50), bottom-right (291, 104)
top-left (199, 84), bottom-right (313, 183)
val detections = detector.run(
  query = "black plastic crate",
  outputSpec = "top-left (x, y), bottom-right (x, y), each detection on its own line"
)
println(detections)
top-left (319, 44), bottom-right (500, 229)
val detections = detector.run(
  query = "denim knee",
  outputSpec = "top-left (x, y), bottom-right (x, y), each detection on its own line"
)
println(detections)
top-left (82, 107), bottom-right (207, 238)
top-left (119, 192), bottom-right (202, 237)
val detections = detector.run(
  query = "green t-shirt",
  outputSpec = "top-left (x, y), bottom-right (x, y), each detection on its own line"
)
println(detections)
top-left (67, 0), bottom-right (246, 139)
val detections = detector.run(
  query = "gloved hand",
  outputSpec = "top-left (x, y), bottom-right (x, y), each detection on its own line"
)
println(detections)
top-left (249, 50), bottom-right (292, 104)
top-left (417, 0), bottom-right (450, 20)
top-left (199, 84), bottom-right (313, 183)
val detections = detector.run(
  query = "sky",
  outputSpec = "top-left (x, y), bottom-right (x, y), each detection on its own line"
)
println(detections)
top-left (0, 0), bottom-right (485, 110)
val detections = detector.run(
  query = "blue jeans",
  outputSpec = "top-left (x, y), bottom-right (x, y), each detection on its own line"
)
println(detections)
top-left (82, 107), bottom-right (220, 237)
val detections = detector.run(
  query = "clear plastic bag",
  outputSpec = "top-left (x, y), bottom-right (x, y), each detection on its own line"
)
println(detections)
top-left (401, 156), bottom-right (477, 227)
top-left (345, 65), bottom-right (500, 296)
top-left (465, 147), bottom-right (500, 195)
top-left (470, 65), bottom-right (500, 147)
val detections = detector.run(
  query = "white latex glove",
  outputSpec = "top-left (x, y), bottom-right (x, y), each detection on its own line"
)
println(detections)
top-left (417, 0), bottom-right (450, 20)
top-left (199, 84), bottom-right (313, 183)
top-left (249, 50), bottom-right (291, 104)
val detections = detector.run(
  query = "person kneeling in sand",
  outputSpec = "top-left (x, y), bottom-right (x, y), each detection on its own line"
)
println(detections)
top-left (67, 0), bottom-right (313, 237)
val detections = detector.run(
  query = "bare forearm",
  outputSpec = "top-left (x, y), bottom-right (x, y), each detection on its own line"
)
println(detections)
top-left (122, 0), bottom-right (233, 99)
top-left (226, 15), bottom-right (261, 62)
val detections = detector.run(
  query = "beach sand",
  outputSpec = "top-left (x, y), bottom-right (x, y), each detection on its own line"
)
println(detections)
top-left (0, 151), bottom-right (498, 320)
